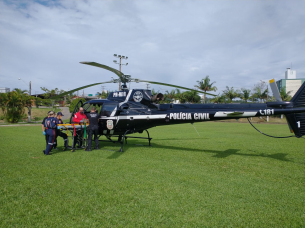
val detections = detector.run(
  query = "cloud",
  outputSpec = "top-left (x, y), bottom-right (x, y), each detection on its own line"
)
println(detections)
top-left (1, 0), bottom-right (304, 95)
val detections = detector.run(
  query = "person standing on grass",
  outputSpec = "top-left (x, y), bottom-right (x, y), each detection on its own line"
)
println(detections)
top-left (42, 111), bottom-right (51, 146)
top-left (54, 112), bottom-right (69, 149)
top-left (43, 111), bottom-right (57, 155)
top-left (72, 107), bottom-right (88, 148)
top-left (85, 107), bottom-right (100, 151)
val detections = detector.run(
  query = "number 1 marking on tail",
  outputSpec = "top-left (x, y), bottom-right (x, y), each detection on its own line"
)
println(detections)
top-left (297, 121), bottom-right (301, 128)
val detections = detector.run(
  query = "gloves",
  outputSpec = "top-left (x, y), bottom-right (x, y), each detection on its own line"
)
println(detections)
top-left (57, 126), bottom-right (60, 129)
top-left (43, 131), bottom-right (46, 135)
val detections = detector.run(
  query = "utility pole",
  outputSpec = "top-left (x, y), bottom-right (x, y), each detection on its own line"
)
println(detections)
top-left (113, 54), bottom-right (128, 90)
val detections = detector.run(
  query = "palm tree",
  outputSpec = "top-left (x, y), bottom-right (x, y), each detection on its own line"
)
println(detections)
top-left (239, 88), bottom-right (251, 103)
top-left (13, 88), bottom-right (28, 95)
top-left (195, 75), bottom-right (217, 103)
top-left (222, 86), bottom-right (239, 103)
top-left (182, 91), bottom-right (201, 103)
top-left (165, 89), bottom-right (177, 103)
top-left (280, 87), bottom-right (292, 101)
top-left (211, 94), bottom-right (225, 103)
top-left (252, 88), bottom-right (268, 103)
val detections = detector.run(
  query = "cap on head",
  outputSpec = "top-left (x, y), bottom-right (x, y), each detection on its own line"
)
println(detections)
top-left (57, 112), bottom-right (64, 116)
top-left (49, 111), bottom-right (55, 116)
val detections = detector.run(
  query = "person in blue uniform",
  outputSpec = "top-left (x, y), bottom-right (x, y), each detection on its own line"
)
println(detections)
top-left (42, 111), bottom-right (51, 146)
top-left (53, 112), bottom-right (69, 149)
top-left (43, 111), bottom-right (57, 155)
top-left (85, 107), bottom-right (100, 151)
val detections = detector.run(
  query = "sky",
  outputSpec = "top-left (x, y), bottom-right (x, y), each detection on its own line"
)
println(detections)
top-left (1, 0), bottom-right (304, 97)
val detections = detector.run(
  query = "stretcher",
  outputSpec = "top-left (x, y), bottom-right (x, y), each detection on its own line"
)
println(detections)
top-left (57, 123), bottom-right (89, 152)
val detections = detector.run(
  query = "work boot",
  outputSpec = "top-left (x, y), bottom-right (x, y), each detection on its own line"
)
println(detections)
top-left (95, 147), bottom-right (100, 150)
top-left (85, 148), bottom-right (91, 151)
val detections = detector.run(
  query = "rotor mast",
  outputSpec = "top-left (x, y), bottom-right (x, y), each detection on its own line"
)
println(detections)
top-left (113, 54), bottom-right (128, 91)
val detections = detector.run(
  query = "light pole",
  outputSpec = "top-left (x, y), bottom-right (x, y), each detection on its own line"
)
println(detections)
top-left (18, 78), bottom-right (31, 122)
top-left (113, 54), bottom-right (128, 90)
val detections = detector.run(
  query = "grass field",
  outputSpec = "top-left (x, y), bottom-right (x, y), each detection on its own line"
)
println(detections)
top-left (0, 122), bottom-right (304, 227)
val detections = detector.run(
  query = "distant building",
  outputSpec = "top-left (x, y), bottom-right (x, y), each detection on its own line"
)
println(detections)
top-left (276, 68), bottom-right (305, 97)
top-left (285, 68), bottom-right (296, 79)
top-left (0, 87), bottom-right (10, 93)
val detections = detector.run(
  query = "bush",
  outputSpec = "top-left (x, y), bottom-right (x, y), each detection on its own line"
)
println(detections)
top-left (69, 98), bottom-right (86, 113)
top-left (5, 107), bottom-right (23, 123)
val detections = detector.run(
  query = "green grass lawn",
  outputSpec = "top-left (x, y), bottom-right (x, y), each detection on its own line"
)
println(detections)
top-left (0, 122), bottom-right (304, 227)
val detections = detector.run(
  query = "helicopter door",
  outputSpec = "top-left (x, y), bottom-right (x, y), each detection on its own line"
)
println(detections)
top-left (69, 100), bottom-right (83, 124)
top-left (99, 103), bottom-right (118, 135)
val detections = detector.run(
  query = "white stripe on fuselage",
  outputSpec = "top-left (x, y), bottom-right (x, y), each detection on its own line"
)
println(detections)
top-left (100, 114), bottom-right (167, 121)
top-left (214, 111), bottom-right (257, 118)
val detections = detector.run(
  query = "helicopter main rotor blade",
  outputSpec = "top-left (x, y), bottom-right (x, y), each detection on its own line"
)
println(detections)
top-left (50, 81), bottom-right (113, 99)
top-left (136, 79), bottom-right (216, 96)
top-left (80, 62), bottom-right (124, 81)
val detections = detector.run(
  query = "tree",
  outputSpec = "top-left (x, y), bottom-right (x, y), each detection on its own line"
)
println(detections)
top-left (195, 75), bottom-right (217, 103)
top-left (165, 89), bottom-right (177, 102)
top-left (180, 91), bottom-right (201, 103)
top-left (97, 91), bottom-right (110, 99)
top-left (280, 87), bottom-right (292, 101)
top-left (252, 81), bottom-right (269, 103)
top-left (0, 90), bottom-right (34, 123)
top-left (69, 98), bottom-right (86, 113)
top-left (0, 92), bottom-right (9, 115)
top-left (222, 86), bottom-right (239, 103)
top-left (211, 94), bottom-right (225, 103)
top-left (239, 88), bottom-right (251, 103)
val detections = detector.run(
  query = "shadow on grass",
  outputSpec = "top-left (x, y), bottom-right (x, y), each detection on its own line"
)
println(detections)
top-left (105, 140), bottom-right (292, 163)
top-left (49, 139), bottom-right (291, 163)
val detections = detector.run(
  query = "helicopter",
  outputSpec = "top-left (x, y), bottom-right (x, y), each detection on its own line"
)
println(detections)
top-left (55, 61), bottom-right (305, 152)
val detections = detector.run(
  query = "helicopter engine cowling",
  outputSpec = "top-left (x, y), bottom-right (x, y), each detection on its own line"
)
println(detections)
top-left (151, 93), bottom-right (164, 102)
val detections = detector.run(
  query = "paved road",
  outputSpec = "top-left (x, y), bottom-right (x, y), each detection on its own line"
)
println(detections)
top-left (60, 107), bottom-right (71, 120)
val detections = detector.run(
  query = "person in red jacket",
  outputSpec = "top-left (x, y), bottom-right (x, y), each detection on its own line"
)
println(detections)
top-left (72, 107), bottom-right (88, 149)
top-left (73, 107), bottom-right (88, 123)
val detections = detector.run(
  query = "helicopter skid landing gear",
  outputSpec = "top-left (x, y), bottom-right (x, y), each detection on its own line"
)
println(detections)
top-left (120, 129), bottom-right (152, 152)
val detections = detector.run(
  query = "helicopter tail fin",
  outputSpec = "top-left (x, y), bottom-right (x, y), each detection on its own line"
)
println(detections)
top-left (285, 82), bottom-right (305, 137)
top-left (290, 81), bottom-right (305, 108)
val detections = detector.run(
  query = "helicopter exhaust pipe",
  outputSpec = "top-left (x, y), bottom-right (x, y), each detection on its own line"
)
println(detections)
top-left (151, 93), bottom-right (164, 102)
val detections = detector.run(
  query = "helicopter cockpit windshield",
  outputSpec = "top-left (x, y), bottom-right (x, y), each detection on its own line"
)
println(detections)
top-left (100, 103), bottom-right (118, 117)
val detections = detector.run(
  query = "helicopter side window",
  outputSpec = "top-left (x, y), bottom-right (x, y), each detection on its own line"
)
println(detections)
top-left (82, 103), bottom-right (92, 113)
top-left (101, 104), bottom-right (118, 117)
